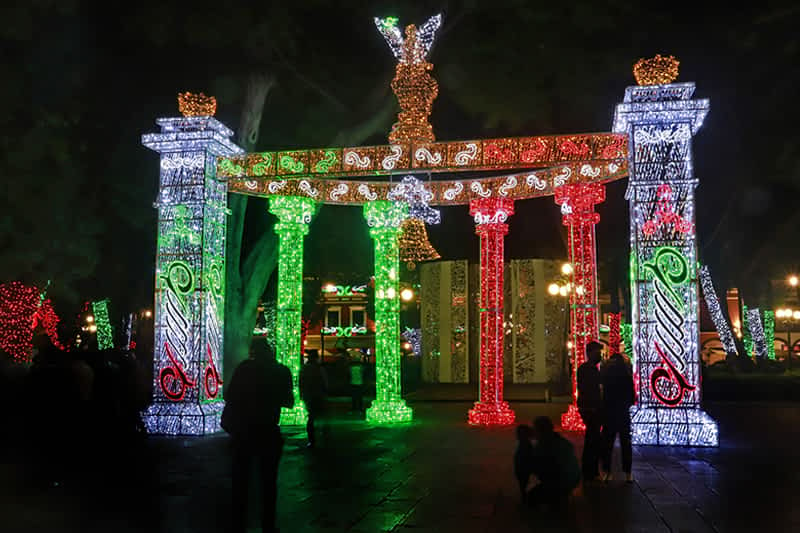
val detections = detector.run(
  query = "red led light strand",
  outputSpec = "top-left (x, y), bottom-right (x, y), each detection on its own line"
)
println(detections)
top-left (608, 312), bottom-right (621, 355)
top-left (554, 184), bottom-right (604, 431)
top-left (468, 198), bottom-right (515, 426)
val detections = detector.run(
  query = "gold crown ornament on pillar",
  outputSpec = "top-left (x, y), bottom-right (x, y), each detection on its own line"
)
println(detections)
top-left (178, 92), bottom-right (217, 117)
top-left (633, 54), bottom-right (679, 86)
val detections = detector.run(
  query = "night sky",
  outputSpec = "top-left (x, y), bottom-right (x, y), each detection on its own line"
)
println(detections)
top-left (2, 1), bottom-right (798, 316)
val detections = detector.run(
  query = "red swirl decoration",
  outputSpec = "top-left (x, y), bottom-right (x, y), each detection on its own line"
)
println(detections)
top-left (558, 139), bottom-right (590, 157)
top-left (650, 341), bottom-right (695, 406)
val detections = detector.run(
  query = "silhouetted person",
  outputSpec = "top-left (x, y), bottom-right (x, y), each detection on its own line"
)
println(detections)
top-left (526, 416), bottom-right (581, 511)
top-left (300, 349), bottom-right (328, 447)
top-left (600, 351), bottom-right (636, 482)
top-left (349, 355), bottom-right (365, 414)
top-left (222, 337), bottom-right (293, 533)
top-left (577, 341), bottom-right (603, 481)
top-left (513, 424), bottom-right (533, 503)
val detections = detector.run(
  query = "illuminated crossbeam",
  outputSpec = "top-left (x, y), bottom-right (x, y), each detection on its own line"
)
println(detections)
top-left (217, 133), bottom-right (627, 181)
top-left (226, 158), bottom-right (627, 206)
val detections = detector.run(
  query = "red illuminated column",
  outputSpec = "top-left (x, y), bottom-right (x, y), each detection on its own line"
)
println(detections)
top-left (468, 198), bottom-right (515, 426)
top-left (554, 183), bottom-right (605, 431)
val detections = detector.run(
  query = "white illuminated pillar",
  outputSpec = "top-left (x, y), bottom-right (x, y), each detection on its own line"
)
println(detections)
top-left (614, 82), bottom-right (718, 446)
top-left (141, 116), bottom-right (242, 435)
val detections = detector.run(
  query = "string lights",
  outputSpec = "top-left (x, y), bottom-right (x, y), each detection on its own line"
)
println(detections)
top-left (0, 282), bottom-right (64, 363)
top-left (614, 73), bottom-right (717, 446)
top-left (554, 183), bottom-right (604, 432)
top-left (270, 196), bottom-right (317, 426)
top-left (633, 54), bottom-right (680, 86)
top-left (764, 310), bottom-right (776, 360)
top-left (92, 299), bottom-right (114, 350)
top-left (746, 308), bottom-right (767, 360)
top-left (608, 313), bottom-right (621, 355)
top-left (742, 304), bottom-right (753, 357)
top-left (402, 327), bottom-right (422, 357)
top-left (141, 108), bottom-right (242, 435)
top-left (468, 198), bottom-right (515, 426)
top-left (375, 14), bottom-right (442, 144)
top-left (387, 176), bottom-right (441, 269)
top-left (364, 201), bottom-right (413, 424)
top-left (698, 266), bottom-right (736, 354)
top-left (177, 92), bottom-right (217, 117)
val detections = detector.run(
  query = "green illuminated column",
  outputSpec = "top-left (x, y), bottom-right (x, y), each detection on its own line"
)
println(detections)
top-left (364, 201), bottom-right (413, 424)
top-left (269, 196), bottom-right (317, 426)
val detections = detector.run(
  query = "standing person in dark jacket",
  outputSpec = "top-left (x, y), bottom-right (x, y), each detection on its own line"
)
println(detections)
top-left (222, 337), bottom-right (293, 533)
top-left (600, 351), bottom-right (636, 482)
top-left (300, 350), bottom-right (328, 447)
top-left (577, 341), bottom-right (603, 482)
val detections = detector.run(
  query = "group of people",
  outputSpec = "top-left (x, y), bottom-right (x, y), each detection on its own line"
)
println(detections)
top-left (222, 337), bottom-right (635, 531)
top-left (222, 338), bottom-right (369, 532)
top-left (512, 340), bottom-right (636, 511)
top-left (576, 340), bottom-right (636, 483)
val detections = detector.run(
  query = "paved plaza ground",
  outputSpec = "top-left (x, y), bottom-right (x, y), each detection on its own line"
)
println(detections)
top-left (2, 400), bottom-right (799, 532)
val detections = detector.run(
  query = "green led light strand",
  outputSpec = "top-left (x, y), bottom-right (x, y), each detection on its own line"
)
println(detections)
top-left (363, 201), bottom-right (412, 424)
top-left (269, 196), bottom-right (317, 425)
top-left (621, 322), bottom-right (634, 361)
top-left (742, 304), bottom-right (752, 357)
top-left (764, 310), bottom-right (775, 360)
top-left (92, 299), bottom-right (114, 350)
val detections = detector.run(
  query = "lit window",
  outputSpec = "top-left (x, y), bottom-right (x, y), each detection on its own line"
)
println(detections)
top-left (326, 307), bottom-right (341, 327)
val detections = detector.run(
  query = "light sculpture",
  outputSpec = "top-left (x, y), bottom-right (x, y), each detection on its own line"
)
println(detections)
top-left (269, 196), bottom-right (317, 425)
top-left (402, 327), bottom-right (422, 357)
top-left (141, 99), bottom-right (241, 435)
top-left (363, 201), bottom-right (413, 423)
top-left (614, 61), bottom-right (718, 446)
top-left (699, 266), bottom-right (736, 354)
top-left (608, 312), bottom-right (621, 355)
top-left (92, 299), bottom-right (114, 350)
top-left (0, 282), bottom-right (64, 363)
top-left (388, 176), bottom-right (441, 270)
top-left (375, 14), bottom-right (442, 144)
top-left (742, 304), bottom-right (753, 357)
top-left (746, 308), bottom-right (767, 360)
top-left (554, 183), bottom-right (604, 431)
top-left (764, 310), bottom-right (775, 360)
top-left (468, 198), bottom-right (515, 426)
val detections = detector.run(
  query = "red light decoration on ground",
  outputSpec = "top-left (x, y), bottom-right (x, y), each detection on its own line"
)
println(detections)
top-left (554, 183), bottom-right (605, 431)
top-left (468, 198), bottom-right (516, 426)
top-left (608, 312), bottom-right (621, 355)
top-left (0, 281), bottom-right (64, 363)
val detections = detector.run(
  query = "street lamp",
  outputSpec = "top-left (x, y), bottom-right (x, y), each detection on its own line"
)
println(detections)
top-left (775, 307), bottom-right (799, 369)
top-left (400, 288), bottom-right (415, 302)
top-left (789, 275), bottom-right (798, 288)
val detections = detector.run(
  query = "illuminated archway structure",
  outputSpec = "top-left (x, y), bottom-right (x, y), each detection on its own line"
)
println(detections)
top-left (141, 19), bottom-right (716, 446)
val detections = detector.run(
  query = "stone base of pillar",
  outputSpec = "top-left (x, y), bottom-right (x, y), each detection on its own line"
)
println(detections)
top-left (630, 406), bottom-right (718, 446)
top-left (468, 401), bottom-right (515, 426)
top-left (280, 403), bottom-right (309, 426)
top-left (560, 403), bottom-right (586, 432)
top-left (143, 401), bottom-right (224, 436)
top-left (366, 399), bottom-right (413, 424)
